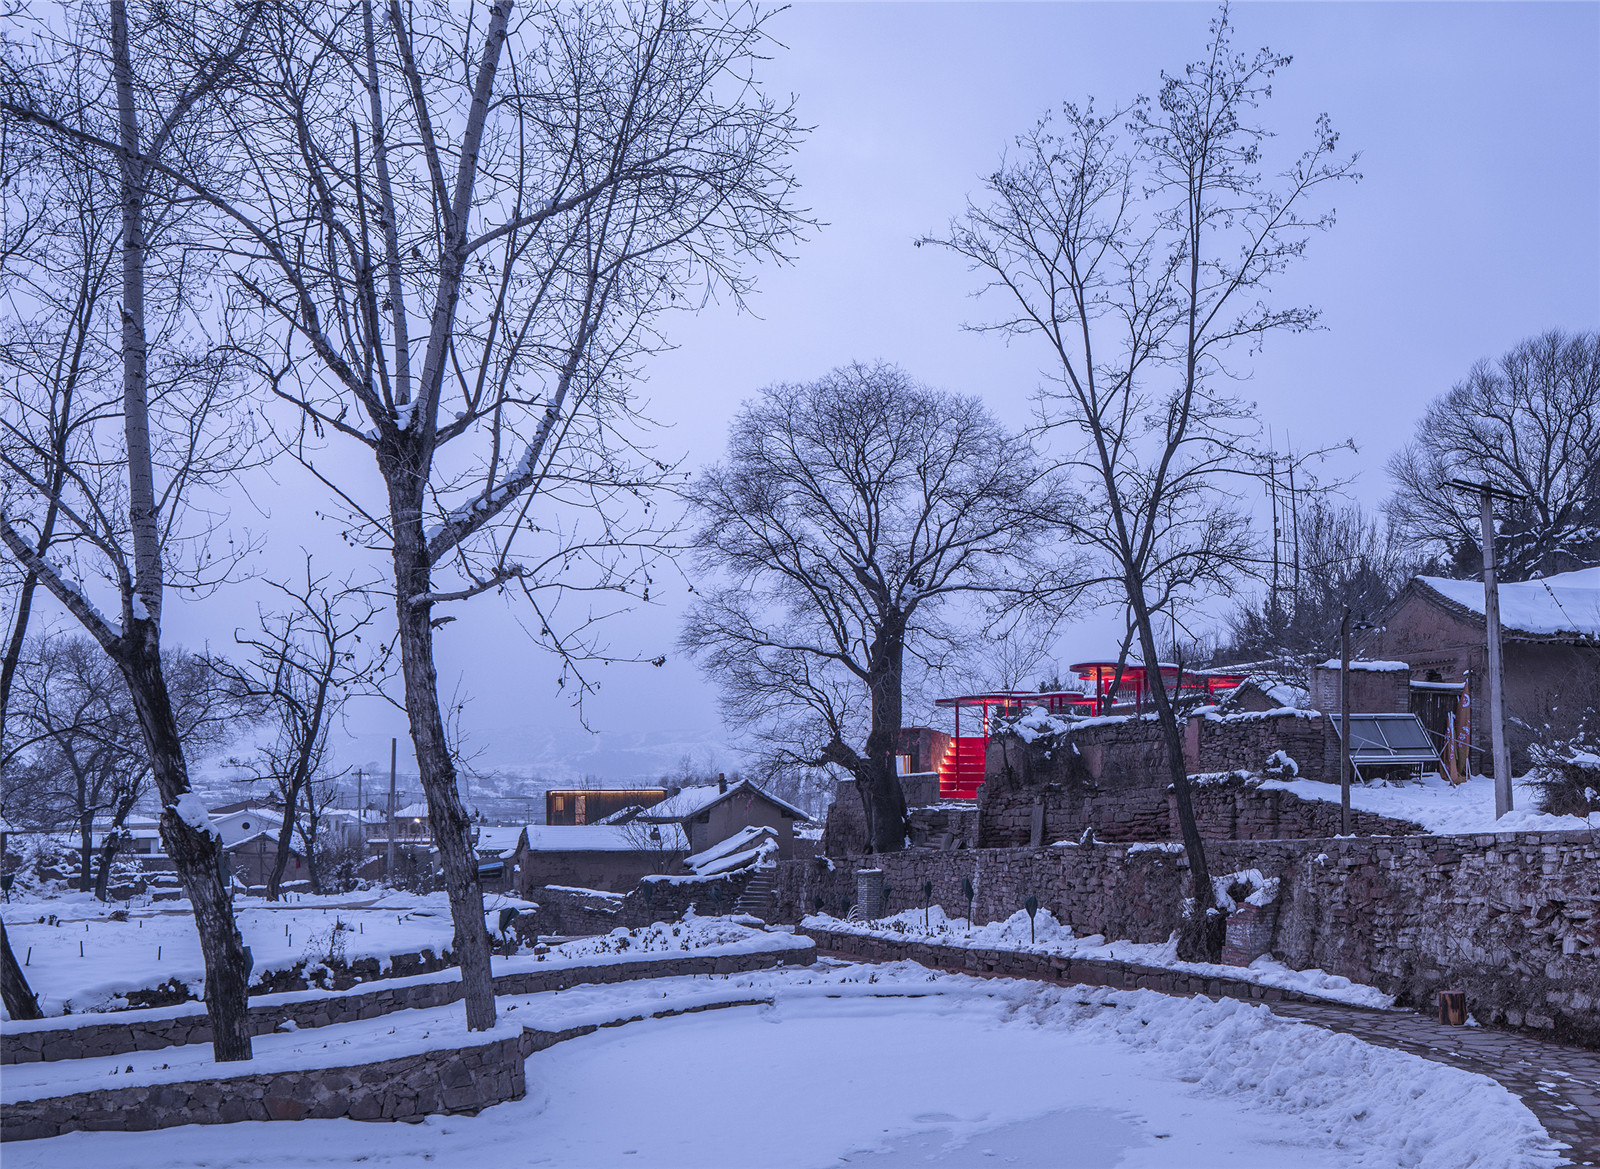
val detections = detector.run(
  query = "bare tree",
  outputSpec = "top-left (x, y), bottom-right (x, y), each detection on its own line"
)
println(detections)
top-left (927, 5), bottom-right (1358, 958)
top-left (0, 133), bottom-right (121, 745)
top-left (214, 556), bottom-right (383, 900)
top-left (1222, 501), bottom-right (1414, 672)
top-left (1388, 330), bottom-right (1600, 581)
top-left (681, 362), bottom-right (1064, 853)
top-left (0, 0), bottom-right (267, 1059)
top-left (142, 0), bottom-right (807, 1031)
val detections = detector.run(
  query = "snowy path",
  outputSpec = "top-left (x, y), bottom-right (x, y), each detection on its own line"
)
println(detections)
top-left (1, 962), bottom-right (1565, 1169)
top-left (1270, 999), bottom-right (1600, 1164)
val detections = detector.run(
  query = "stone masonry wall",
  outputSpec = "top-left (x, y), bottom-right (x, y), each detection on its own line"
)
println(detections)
top-left (3, 1030), bottom-right (527, 1141)
top-left (774, 830), bottom-right (1600, 1047)
top-left (979, 741), bottom-right (1418, 849)
top-left (1190, 711), bottom-right (1329, 781)
top-left (1179, 776), bottom-right (1425, 841)
top-left (804, 925), bottom-right (1326, 1007)
top-left (2, 941), bottom-right (815, 1066)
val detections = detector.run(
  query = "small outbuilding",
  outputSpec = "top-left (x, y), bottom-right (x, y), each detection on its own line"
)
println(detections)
top-left (515, 823), bottom-right (688, 896)
top-left (633, 778), bottom-right (813, 860)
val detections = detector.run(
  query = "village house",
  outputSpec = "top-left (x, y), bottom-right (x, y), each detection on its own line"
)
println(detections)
top-left (473, 825), bottom-right (526, 894)
top-left (222, 831), bottom-right (307, 889)
top-left (1357, 567), bottom-right (1600, 769)
top-left (514, 822), bottom-right (688, 896)
top-left (632, 778), bottom-right (813, 859)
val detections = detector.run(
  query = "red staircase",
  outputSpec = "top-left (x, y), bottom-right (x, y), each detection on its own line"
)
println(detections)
top-left (937, 736), bottom-right (987, 800)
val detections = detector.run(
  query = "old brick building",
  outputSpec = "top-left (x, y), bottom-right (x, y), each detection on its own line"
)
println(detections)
top-left (1358, 568), bottom-right (1599, 769)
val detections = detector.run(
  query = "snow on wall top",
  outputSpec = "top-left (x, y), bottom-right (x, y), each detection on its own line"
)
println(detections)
top-left (1419, 566), bottom-right (1600, 638)
top-left (1316, 659), bottom-right (1410, 672)
top-left (524, 824), bottom-right (688, 852)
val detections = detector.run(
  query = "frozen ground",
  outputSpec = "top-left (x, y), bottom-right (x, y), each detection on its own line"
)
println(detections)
top-left (1258, 771), bottom-right (1599, 835)
top-left (3, 961), bottom-right (1562, 1169)
top-left (0, 889), bottom-right (499, 1017)
top-left (805, 906), bottom-right (1395, 1009)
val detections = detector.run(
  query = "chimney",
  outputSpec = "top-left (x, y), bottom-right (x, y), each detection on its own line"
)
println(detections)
top-left (717, 773), bottom-right (727, 794)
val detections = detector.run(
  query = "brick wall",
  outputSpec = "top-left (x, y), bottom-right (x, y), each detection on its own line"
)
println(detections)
top-left (773, 830), bottom-right (1600, 1047)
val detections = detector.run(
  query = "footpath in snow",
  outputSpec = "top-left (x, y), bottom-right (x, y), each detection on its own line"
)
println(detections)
top-left (804, 905), bottom-right (1396, 1009)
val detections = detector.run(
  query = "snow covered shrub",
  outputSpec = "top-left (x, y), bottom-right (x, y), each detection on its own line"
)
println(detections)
top-left (1527, 743), bottom-right (1600, 816)
top-left (1212, 869), bottom-right (1280, 913)
top-left (1264, 750), bottom-right (1299, 779)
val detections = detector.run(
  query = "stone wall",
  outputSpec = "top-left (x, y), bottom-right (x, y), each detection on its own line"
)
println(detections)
top-left (976, 720), bottom-right (1411, 848)
top-left (3, 1029), bottom-right (527, 1140)
top-left (774, 830), bottom-right (1600, 1047)
top-left (907, 804), bottom-right (979, 849)
top-left (3, 982), bottom-right (803, 1142)
top-left (625, 869), bottom-right (756, 925)
top-left (1189, 710), bottom-right (1330, 782)
top-left (803, 924), bottom-right (1322, 1005)
top-left (2, 939), bottom-right (816, 1065)
top-left (821, 779), bottom-right (868, 857)
top-left (1180, 775), bottom-right (1424, 841)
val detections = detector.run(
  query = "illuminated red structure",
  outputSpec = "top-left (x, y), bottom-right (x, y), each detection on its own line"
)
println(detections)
top-left (931, 664), bottom-right (1249, 800)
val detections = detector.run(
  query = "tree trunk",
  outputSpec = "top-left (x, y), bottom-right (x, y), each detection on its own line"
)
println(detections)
top-left (388, 473), bottom-right (495, 1031)
top-left (857, 614), bottom-right (910, 853)
top-left (78, 811), bottom-right (94, 896)
top-left (301, 819), bottom-right (323, 895)
top-left (93, 830), bottom-right (120, 901)
top-left (1127, 590), bottom-right (1223, 962)
top-left (109, 0), bottom-right (252, 1060)
top-left (1, 920), bottom-right (43, 1020)
top-left (267, 780), bottom-right (302, 901)
top-left (122, 633), bottom-right (254, 1060)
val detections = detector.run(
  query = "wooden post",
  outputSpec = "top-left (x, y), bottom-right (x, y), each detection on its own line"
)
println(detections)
top-left (1340, 606), bottom-right (1352, 836)
top-left (387, 738), bottom-right (397, 881)
top-left (1438, 989), bottom-right (1466, 1026)
top-left (1478, 488), bottom-right (1513, 817)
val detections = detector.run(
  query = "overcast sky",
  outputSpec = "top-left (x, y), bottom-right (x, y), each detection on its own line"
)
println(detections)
top-left (156, 2), bottom-right (1598, 785)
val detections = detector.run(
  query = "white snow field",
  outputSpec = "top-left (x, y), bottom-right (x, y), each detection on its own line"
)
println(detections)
top-left (3, 961), bottom-right (1563, 1169)
top-left (1256, 770), bottom-right (1599, 835)
top-left (1, 890), bottom-right (478, 1017)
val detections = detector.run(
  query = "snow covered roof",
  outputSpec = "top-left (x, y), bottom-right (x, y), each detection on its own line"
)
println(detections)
top-left (223, 830), bottom-right (301, 854)
top-left (636, 779), bottom-right (812, 823)
top-left (475, 826), bottom-right (527, 858)
top-left (683, 825), bottom-right (779, 876)
top-left (524, 824), bottom-right (688, 852)
top-left (394, 802), bottom-right (431, 819)
top-left (1414, 566), bottom-right (1600, 640)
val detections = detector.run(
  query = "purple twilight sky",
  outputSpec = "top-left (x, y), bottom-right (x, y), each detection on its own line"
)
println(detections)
top-left (150, 1), bottom-right (1598, 787)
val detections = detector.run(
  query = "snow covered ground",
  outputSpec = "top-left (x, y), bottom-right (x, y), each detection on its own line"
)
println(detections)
top-left (805, 906), bottom-right (1396, 1009)
top-left (1258, 771), bottom-right (1599, 835)
top-left (0, 889), bottom-right (493, 1017)
top-left (2, 918), bottom-right (804, 1102)
top-left (3, 961), bottom-right (1563, 1169)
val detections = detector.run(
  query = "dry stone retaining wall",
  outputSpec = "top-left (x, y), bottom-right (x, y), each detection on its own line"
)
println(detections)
top-left (776, 830), bottom-right (1600, 1047)
top-left (2, 940), bottom-right (815, 1065)
top-left (803, 924), bottom-right (1316, 1005)
top-left (2, 1031), bottom-right (526, 1141)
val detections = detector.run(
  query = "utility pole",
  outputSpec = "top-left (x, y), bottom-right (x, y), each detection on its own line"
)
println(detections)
top-left (1443, 479), bottom-right (1521, 818)
top-left (387, 738), bottom-right (397, 882)
top-left (1340, 606), bottom-right (1352, 836)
